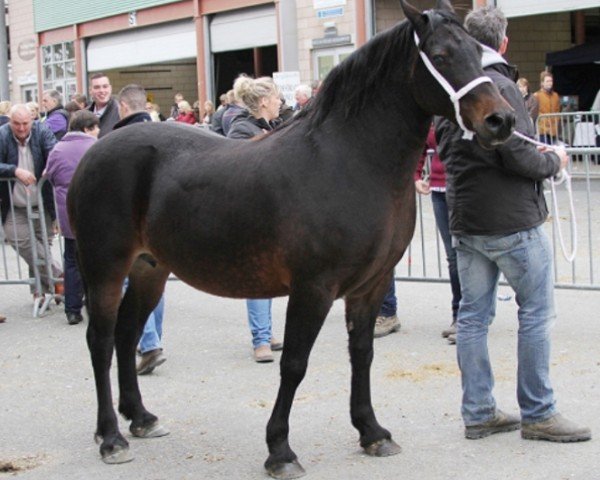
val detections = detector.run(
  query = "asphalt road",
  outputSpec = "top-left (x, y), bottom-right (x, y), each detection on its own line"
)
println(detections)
top-left (1, 280), bottom-right (599, 480)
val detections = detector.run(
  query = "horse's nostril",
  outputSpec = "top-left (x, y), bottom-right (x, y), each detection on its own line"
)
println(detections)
top-left (484, 112), bottom-right (515, 137)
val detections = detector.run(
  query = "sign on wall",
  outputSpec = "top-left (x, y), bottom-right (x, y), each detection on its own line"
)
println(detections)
top-left (313, 0), bottom-right (346, 9)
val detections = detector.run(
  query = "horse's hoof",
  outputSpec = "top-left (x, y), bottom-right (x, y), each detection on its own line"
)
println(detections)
top-left (364, 438), bottom-right (402, 457)
top-left (101, 445), bottom-right (134, 464)
top-left (266, 459), bottom-right (307, 479)
top-left (130, 422), bottom-right (170, 438)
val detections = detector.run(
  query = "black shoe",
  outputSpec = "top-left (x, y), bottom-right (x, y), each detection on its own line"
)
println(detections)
top-left (66, 312), bottom-right (83, 325)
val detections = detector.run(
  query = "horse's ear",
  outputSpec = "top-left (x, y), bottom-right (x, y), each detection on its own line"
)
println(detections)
top-left (399, 0), bottom-right (428, 32)
top-left (435, 0), bottom-right (455, 13)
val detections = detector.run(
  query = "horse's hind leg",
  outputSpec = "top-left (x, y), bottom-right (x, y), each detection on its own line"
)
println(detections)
top-left (86, 273), bottom-right (134, 464)
top-left (264, 282), bottom-right (334, 479)
top-left (345, 274), bottom-right (402, 457)
top-left (115, 257), bottom-right (170, 439)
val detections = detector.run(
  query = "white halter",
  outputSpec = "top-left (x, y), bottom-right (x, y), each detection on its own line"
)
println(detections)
top-left (414, 31), bottom-right (492, 140)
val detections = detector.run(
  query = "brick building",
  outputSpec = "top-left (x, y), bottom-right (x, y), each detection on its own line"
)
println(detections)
top-left (4, 0), bottom-right (599, 113)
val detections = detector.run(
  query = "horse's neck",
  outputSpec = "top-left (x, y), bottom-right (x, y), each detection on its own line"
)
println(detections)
top-left (327, 95), bottom-right (431, 178)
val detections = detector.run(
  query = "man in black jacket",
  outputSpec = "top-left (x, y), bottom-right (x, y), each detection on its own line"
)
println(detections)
top-left (436, 6), bottom-right (590, 443)
top-left (87, 72), bottom-right (121, 137)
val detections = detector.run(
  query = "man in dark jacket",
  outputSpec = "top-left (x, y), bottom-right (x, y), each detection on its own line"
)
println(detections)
top-left (87, 72), bottom-right (121, 137)
top-left (112, 83), bottom-right (167, 375)
top-left (113, 84), bottom-right (152, 129)
top-left (435, 6), bottom-right (590, 443)
top-left (0, 104), bottom-right (61, 296)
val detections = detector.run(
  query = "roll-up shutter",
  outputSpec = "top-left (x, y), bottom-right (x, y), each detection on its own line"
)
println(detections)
top-left (210, 5), bottom-right (277, 53)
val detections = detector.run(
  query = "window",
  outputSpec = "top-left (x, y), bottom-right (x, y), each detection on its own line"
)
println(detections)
top-left (312, 46), bottom-right (353, 81)
top-left (41, 41), bottom-right (76, 100)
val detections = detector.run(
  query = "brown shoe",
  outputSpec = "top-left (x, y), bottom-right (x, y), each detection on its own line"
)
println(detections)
top-left (465, 409), bottom-right (521, 439)
top-left (254, 345), bottom-right (274, 363)
top-left (442, 321), bottom-right (456, 338)
top-left (137, 349), bottom-right (166, 375)
top-left (270, 338), bottom-right (283, 351)
top-left (374, 315), bottom-right (400, 338)
top-left (522, 413), bottom-right (591, 442)
top-left (0, 315), bottom-right (5, 323)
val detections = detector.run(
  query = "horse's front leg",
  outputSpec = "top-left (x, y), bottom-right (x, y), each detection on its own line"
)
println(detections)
top-left (87, 286), bottom-right (133, 464)
top-left (264, 283), bottom-right (334, 480)
top-left (345, 280), bottom-right (402, 458)
top-left (116, 261), bottom-right (170, 440)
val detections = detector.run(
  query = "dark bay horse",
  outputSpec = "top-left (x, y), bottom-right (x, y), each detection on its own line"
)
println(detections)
top-left (68, 0), bottom-right (514, 477)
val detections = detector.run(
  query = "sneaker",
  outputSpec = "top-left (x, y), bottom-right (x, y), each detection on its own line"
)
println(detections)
top-left (137, 349), bottom-right (166, 375)
top-left (522, 413), bottom-right (591, 443)
top-left (465, 409), bottom-right (521, 439)
top-left (270, 338), bottom-right (283, 351)
top-left (66, 312), bottom-right (83, 325)
top-left (374, 315), bottom-right (400, 338)
top-left (254, 345), bottom-right (274, 363)
top-left (442, 321), bottom-right (456, 338)
top-left (447, 333), bottom-right (456, 345)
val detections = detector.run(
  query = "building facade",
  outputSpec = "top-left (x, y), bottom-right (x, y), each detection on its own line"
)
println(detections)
top-left (4, 0), bottom-right (599, 113)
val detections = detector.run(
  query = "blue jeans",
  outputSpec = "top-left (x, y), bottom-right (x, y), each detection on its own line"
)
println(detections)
top-left (379, 279), bottom-right (397, 317)
top-left (246, 299), bottom-right (272, 348)
top-left (431, 191), bottom-right (461, 320)
top-left (139, 295), bottom-right (165, 354)
top-left (453, 225), bottom-right (556, 425)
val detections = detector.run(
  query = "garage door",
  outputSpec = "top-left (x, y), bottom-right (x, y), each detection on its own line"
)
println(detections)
top-left (87, 20), bottom-right (197, 71)
top-left (210, 5), bottom-right (277, 53)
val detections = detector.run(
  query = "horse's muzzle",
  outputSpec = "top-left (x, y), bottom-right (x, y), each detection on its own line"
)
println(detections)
top-left (483, 110), bottom-right (515, 145)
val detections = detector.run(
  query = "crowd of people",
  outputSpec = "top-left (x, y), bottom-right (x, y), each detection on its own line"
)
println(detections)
top-left (0, 3), bottom-right (594, 448)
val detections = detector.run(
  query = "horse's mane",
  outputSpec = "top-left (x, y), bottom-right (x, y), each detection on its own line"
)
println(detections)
top-left (293, 8), bottom-right (463, 130)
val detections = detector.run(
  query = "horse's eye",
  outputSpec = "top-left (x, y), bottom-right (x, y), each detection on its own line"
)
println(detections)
top-left (432, 55), bottom-right (445, 66)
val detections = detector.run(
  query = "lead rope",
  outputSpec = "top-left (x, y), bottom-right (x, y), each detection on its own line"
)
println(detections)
top-left (512, 131), bottom-right (577, 262)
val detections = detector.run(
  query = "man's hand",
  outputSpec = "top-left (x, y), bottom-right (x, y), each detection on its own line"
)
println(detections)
top-left (415, 179), bottom-right (431, 195)
top-left (15, 168), bottom-right (36, 186)
top-left (538, 145), bottom-right (569, 170)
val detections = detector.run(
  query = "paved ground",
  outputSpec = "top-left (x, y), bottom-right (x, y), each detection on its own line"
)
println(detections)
top-left (1, 279), bottom-right (599, 480)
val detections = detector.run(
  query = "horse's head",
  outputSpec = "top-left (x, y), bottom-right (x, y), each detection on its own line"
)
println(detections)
top-left (400, 0), bottom-right (515, 148)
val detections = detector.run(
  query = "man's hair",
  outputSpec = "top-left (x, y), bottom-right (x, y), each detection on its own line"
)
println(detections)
top-left (540, 70), bottom-right (553, 82)
top-left (90, 72), bottom-right (109, 83)
top-left (69, 109), bottom-right (100, 132)
top-left (72, 93), bottom-right (87, 105)
top-left (118, 84), bottom-right (147, 113)
top-left (44, 89), bottom-right (63, 106)
top-left (294, 84), bottom-right (312, 99)
top-left (464, 6), bottom-right (507, 51)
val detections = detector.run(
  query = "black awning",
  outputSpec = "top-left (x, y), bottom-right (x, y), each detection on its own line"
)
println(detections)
top-left (546, 42), bottom-right (600, 66)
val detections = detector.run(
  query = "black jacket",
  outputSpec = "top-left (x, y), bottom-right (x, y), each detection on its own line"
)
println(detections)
top-left (113, 111), bottom-right (152, 130)
top-left (227, 109), bottom-right (272, 140)
top-left (88, 98), bottom-right (121, 138)
top-left (435, 48), bottom-right (561, 236)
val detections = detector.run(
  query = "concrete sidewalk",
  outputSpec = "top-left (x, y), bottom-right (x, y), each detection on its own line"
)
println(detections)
top-left (1, 280), bottom-right (598, 480)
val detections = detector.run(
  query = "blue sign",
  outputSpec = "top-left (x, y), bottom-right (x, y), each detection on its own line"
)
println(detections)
top-left (317, 7), bottom-right (344, 19)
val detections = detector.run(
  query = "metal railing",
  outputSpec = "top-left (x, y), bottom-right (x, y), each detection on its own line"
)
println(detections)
top-left (0, 178), bottom-right (63, 316)
top-left (396, 145), bottom-right (600, 290)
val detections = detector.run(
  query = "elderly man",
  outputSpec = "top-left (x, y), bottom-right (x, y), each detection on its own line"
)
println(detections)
top-left (293, 84), bottom-right (312, 112)
top-left (0, 104), bottom-right (62, 299)
top-left (41, 89), bottom-right (69, 140)
top-left (87, 72), bottom-right (120, 137)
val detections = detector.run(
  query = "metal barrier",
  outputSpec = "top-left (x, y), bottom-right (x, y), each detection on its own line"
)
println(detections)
top-left (395, 146), bottom-right (600, 291)
top-left (536, 111), bottom-right (599, 166)
top-left (0, 177), bottom-right (63, 316)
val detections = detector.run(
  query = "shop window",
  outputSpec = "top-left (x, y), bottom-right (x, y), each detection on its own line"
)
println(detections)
top-left (41, 41), bottom-right (76, 100)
